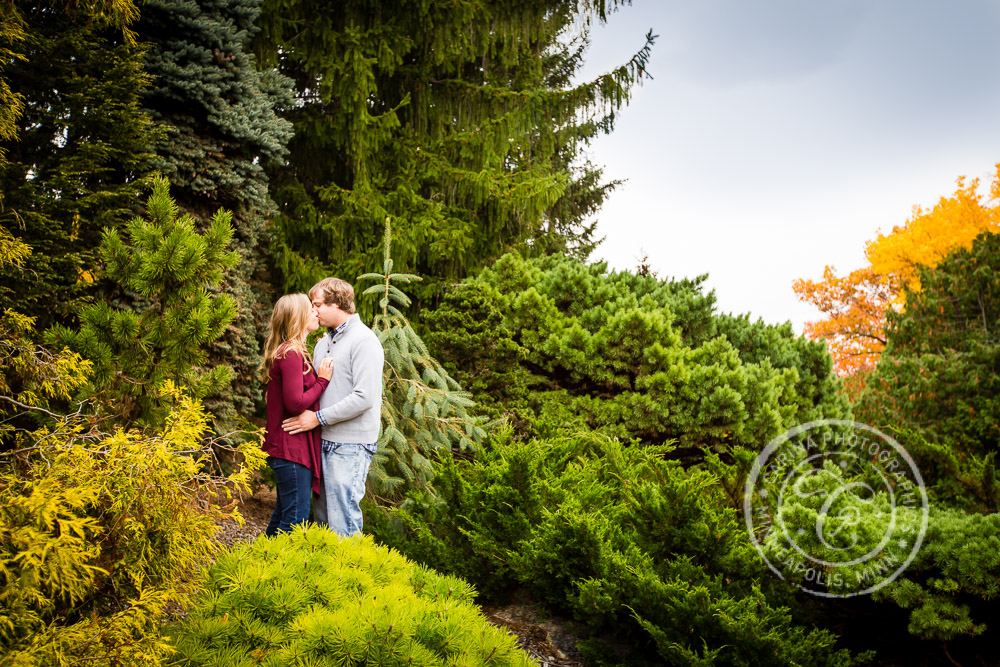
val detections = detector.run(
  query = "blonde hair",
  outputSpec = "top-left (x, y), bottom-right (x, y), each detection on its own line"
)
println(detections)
top-left (262, 293), bottom-right (313, 378)
top-left (309, 277), bottom-right (355, 314)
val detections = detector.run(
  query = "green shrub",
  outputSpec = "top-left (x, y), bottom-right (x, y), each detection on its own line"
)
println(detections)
top-left (371, 431), bottom-right (857, 666)
top-left (423, 253), bottom-right (850, 453)
top-left (167, 525), bottom-right (533, 667)
top-left (743, 433), bottom-right (1000, 647)
top-left (874, 508), bottom-right (1000, 641)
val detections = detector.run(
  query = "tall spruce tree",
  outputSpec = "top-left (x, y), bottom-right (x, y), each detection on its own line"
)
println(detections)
top-left (255, 0), bottom-right (653, 309)
top-left (135, 0), bottom-right (295, 421)
top-left (0, 3), bottom-right (154, 323)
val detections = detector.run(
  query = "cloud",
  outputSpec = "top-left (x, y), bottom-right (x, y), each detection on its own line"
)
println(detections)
top-left (578, 0), bottom-right (1000, 330)
top-left (661, 0), bottom-right (871, 86)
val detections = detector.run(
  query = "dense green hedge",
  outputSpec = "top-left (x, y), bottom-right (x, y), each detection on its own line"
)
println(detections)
top-left (369, 431), bottom-right (857, 666)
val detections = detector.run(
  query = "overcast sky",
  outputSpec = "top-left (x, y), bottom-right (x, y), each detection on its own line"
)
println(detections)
top-left (574, 0), bottom-right (1000, 332)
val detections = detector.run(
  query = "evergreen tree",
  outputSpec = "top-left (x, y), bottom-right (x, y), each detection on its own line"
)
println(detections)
top-left (424, 252), bottom-right (849, 453)
top-left (859, 230), bottom-right (1000, 460)
top-left (0, 3), bottom-right (155, 323)
top-left (46, 176), bottom-right (239, 426)
top-left (0, 1), bottom-right (139, 164)
top-left (255, 0), bottom-right (654, 308)
top-left (136, 0), bottom-right (295, 421)
top-left (359, 221), bottom-right (485, 501)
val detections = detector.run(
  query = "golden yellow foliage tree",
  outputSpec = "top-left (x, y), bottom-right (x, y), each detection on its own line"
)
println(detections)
top-left (794, 166), bottom-right (1000, 376)
top-left (867, 173), bottom-right (1000, 296)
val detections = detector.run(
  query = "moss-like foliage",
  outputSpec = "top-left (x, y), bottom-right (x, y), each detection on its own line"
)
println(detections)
top-left (168, 525), bottom-right (533, 667)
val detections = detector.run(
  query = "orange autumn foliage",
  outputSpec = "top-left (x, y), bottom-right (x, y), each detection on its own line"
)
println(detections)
top-left (793, 266), bottom-right (893, 375)
top-left (794, 165), bottom-right (1000, 376)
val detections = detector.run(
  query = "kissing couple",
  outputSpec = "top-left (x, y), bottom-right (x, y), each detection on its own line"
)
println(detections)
top-left (258, 277), bottom-right (385, 538)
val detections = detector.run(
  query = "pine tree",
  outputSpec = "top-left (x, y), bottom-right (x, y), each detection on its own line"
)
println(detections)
top-left (46, 176), bottom-right (239, 426)
top-left (255, 0), bottom-right (654, 309)
top-left (0, 3), bottom-right (155, 323)
top-left (358, 220), bottom-right (485, 501)
top-left (422, 252), bottom-right (849, 453)
top-left (136, 0), bottom-right (295, 421)
top-left (859, 230), bottom-right (1000, 460)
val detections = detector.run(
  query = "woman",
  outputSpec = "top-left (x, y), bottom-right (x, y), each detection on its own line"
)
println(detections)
top-left (261, 293), bottom-right (333, 536)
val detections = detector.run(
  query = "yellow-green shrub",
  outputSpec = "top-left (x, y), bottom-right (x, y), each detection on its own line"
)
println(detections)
top-left (168, 525), bottom-right (533, 667)
top-left (0, 309), bottom-right (265, 665)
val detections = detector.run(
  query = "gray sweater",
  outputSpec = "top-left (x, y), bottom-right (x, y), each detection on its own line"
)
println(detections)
top-left (313, 314), bottom-right (385, 444)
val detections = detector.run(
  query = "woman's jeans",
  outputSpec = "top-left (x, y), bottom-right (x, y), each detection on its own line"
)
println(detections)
top-left (312, 443), bottom-right (372, 537)
top-left (265, 456), bottom-right (312, 536)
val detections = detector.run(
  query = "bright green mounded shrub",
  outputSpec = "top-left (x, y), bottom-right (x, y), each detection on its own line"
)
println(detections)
top-left (167, 525), bottom-right (533, 667)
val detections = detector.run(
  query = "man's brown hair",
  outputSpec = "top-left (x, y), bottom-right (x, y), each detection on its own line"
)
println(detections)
top-left (309, 277), bottom-right (356, 314)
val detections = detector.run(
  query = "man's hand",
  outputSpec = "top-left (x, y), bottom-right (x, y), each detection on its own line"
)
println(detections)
top-left (283, 411), bottom-right (320, 435)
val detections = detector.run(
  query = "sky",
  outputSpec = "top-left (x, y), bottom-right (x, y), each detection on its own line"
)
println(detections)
top-left (573, 0), bottom-right (1000, 332)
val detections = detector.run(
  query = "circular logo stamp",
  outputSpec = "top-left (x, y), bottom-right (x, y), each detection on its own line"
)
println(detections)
top-left (744, 419), bottom-right (929, 598)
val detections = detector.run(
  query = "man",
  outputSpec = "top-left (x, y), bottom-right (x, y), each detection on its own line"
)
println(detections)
top-left (281, 277), bottom-right (384, 537)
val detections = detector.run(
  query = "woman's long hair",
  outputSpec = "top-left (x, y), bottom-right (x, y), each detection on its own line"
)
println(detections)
top-left (262, 293), bottom-right (313, 378)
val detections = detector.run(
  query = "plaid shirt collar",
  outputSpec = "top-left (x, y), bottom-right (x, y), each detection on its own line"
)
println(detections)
top-left (328, 316), bottom-right (351, 338)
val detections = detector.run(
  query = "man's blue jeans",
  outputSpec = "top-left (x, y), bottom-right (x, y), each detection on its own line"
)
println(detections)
top-left (265, 456), bottom-right (312, 536)
top-left (313, 443), bottom-right (372, 537)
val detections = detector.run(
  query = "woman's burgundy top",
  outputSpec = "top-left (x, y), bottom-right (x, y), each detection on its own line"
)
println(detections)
top-left (263, 349), bottom-right (329, 494)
